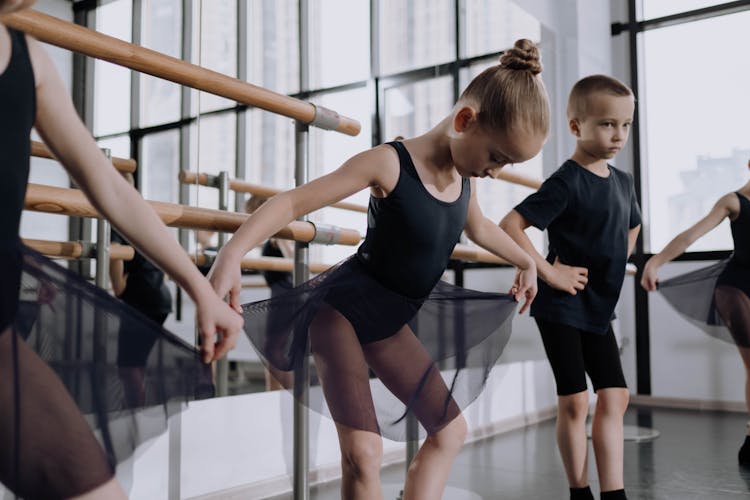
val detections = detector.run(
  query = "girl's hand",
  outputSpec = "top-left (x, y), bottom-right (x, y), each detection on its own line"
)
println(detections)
top-left (510, 265), bottom-right (538, 314)
top-left (207, 248), bottom-right (244, 314)
top-left (548, 257), bottom-right (588, 295)
top-left (640, 259), bottom-right (660, 292)
top-left (194, 290), bottom-right (244, 364)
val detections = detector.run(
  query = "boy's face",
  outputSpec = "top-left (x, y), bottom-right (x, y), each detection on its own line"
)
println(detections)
top-left (570, 92), bottom-right (634, 160)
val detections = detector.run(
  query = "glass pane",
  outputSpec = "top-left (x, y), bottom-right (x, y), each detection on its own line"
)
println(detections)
top-left (244, 110), bottom-right (296, 190)
top-left (378, 0), bottom-right (455, 76)
top-left (641, 12), bottom-right (750, 252)
top-left (140, 0), bottom-right (182, 127)
top-left (198, 0), bottom-right (237, 113)
top-left (246, 0), bottom-right (299, 95)
top-left (93, 0), bottom-right (132, 136)
top-left (308, 0), bottom-right (370, 89)
top-left (461, 0), bottom-right (541, 58)
top-left (97, 134), bottom-right (131, 160)
top-left (309, 86), bottom-right (373, 264)
top-left (641, 0), bottom-right (732, 20)
top-left (193, 113), bottom-right (237, 212)
top-left (141, 130), bottom-right (180, 204)
top-left (384, 76), bottom-right (453, 140)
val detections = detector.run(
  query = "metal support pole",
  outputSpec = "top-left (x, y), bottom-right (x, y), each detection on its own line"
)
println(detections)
top-left (215, 171), bottom-right (230, 397)
top-left (293, 121), bottom-right (310, 500)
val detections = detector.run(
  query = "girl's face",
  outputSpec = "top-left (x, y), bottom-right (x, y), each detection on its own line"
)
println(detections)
top-left (0, 0), bottom-right (35, 15)
top-left (450, 107), bottom-right (545, 178)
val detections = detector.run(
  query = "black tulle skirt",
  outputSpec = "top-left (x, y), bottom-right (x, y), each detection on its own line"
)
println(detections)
top-left (658, 258), bottom-right (750, 347)
top-left (241, 255), bottom-right (517, 441)
top-left (0, 240), bottom-right (211, 498)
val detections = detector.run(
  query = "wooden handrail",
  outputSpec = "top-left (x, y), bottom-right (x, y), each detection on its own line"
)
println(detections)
top-left (451, 244), bottom-right (508, 265)
top-left (31, 140), bottom-right (137, 174)
top-left (193, 254), bottom-right (331, 274)
top-left (2, 10), bottom-right (360, 136)
top-left (495, 170), bottom-right (542, 190)
top-left (179, 171), bottom-right (368, 214)
top-left (23, 238), bottom-right (135, 260)
top-left (24, 183), bottom-right (362, 246)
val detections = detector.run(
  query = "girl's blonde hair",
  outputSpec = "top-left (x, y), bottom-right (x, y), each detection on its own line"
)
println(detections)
top-left (459, 38), bottom-right (549, 136)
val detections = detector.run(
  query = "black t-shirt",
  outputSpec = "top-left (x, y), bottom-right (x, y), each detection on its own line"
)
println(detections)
top-left (514, 160), bottom-right (641, 334)
top-left (111, 230), bottom-right (172, 317)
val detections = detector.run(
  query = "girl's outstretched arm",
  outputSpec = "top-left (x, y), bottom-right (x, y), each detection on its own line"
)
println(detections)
top-left (641, 193), bottom-right (738, 291)
top-left (27, 35), bottom-right (243, 362)
top-left (464, 180), bottom-right (537, 312)
top-left (209, 145), bottom-right (397, 310)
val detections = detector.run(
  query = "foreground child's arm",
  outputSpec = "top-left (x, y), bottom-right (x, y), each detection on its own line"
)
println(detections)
top-left (28, 36), bottom-right (243, 363)
top-left (210, 146), bottom-right (393, 310)
top-left (500, 209), bottom-right (589, 295)
top-left (641, 194), bottom-right (736, 291)
top-left (464, 180), bottom-right (537, 312)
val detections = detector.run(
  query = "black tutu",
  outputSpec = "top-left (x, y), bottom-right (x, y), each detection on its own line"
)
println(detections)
top-left (241, 255), bottom-right (517, 441)
top-left (0, 241), bottom-right (211, 498)
top-left (658, 259), bottom-right (750, 347)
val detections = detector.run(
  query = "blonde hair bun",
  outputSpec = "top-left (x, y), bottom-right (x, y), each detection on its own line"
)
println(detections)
top-left (500, 39), bottom-right (542, 76)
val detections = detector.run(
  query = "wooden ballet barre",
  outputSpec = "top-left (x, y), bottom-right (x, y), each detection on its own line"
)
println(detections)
top-left (23, 238), bottom-right (135, 260)
top-left (31, 140), bottom-right (137, 174)
top-left (193, 254), bottom-right (331, 274)
top-left (495, 170), bottom-right (542, 190)
top-left (179, 171), bottom-right (368, 214)
top-left (2, 10), bottom-right (360, 137)
top-left (24, 183), bottom-right (362, 246)
top-left (451, 244), bottom-right (508, 265)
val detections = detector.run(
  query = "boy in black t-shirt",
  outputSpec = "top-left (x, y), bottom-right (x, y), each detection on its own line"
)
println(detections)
top-left (501, 75), bottom-right (641, 500)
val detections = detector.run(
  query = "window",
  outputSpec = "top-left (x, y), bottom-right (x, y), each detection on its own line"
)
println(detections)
top-left (640, 10), bottom-right (750, 252)
top-left (461, 0), bottom-right (541, 58)
top-left (640, 0), bottom-right (731, 20)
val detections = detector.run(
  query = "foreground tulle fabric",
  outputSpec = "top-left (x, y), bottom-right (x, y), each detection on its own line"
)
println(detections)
top-left (657, 259), bottom-right (750, 347)
top-left (241, 256), bottom-right (517, 441)
top-left (0, 243), bottom-right (212, 498)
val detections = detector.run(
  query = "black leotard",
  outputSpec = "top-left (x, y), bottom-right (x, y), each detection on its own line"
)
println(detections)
top-left (356, 141), bottom-right (470, 298)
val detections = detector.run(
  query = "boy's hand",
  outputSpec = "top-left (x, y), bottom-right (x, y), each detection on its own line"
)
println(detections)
top-left (548, 257), bottom-right (588, 295)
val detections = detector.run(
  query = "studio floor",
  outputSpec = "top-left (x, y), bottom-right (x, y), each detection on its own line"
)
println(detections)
top-left (270, 406), bottom-right (750, 499)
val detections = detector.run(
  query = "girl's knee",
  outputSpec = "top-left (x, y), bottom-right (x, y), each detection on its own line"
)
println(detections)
top-left (430, 414), bottom-right (468, 452)
top-left (341, 434), bottom-right (383, 479)
top-left (558, 391), bottom-right (589, 421)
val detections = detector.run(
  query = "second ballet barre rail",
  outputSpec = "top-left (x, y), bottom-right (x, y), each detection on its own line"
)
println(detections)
top-left (23, 238), bottom-right (135, 260)
top-left (24, 184), bottom-right (362, 246)
top-left (31, 140), bottom-right (137, 174)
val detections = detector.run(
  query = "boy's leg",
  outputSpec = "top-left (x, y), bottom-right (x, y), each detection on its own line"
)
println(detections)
top-left (582, 325), bottom-right (628, 493)
top-left (309, 304), bottom-right (384, 499)
top-left (363, 326), bottom-right (467, 500)
top-left (537, 319), bottom-right (592, 491)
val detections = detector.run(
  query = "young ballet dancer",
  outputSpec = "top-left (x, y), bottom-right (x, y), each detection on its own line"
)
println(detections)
top-left (501, 75), bottom-right (640, 500)
top-left (642, 158), bottom-right (750, 465)
top-left (209, 39), bottom-right (549, 499)
top-left (0, 2), bottom-right (243, 498)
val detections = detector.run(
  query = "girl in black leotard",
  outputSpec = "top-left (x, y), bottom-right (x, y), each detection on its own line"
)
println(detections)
top-left (643, 159), bottom-right (750, 465)
top-left (209, 39), bottom-right (549, 499)
top-left (0, 2), bottom-right (243, 498)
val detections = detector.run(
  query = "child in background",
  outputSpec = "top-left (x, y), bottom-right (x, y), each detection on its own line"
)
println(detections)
top-left (501, 75), bottom-right (641, 500)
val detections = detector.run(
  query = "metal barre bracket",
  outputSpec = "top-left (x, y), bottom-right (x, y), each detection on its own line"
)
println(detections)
top-left (310, 104), bottom-right (341, 131)
top-left (310, 223), bottom-right (342, 245)
top-left (78, 240), bottom-right (97, 258)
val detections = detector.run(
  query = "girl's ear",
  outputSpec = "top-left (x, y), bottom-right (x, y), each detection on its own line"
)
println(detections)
top-left (453, 106), bottom-right (478, 134)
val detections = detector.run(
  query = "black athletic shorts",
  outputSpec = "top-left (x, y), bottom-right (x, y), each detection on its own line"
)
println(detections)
top-left (536, 318), bottom-right (627, 396)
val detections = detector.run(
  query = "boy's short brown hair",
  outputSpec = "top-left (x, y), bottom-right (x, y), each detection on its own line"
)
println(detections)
top-left (567, 75), bottom-right (633, 120)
